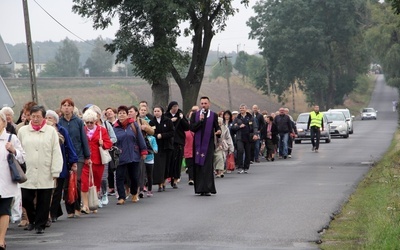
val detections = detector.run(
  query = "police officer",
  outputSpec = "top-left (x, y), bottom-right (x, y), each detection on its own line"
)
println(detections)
top-left (307, 105), bottom-right (324, 153)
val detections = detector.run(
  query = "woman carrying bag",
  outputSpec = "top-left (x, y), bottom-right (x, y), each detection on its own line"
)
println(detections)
top-left (0, 111), bottom-right (25, 249)
top-left (80, 110), bottom-right (112, 213)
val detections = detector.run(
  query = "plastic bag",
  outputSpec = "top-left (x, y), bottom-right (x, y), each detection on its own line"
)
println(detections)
top-left (67, 171), bottom-right (78, 204)
top-left (226, 153), bottom-right (235, 171)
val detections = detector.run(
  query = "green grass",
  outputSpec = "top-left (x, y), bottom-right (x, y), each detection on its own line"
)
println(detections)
top-left (320, 131), bottom-right (400, 249)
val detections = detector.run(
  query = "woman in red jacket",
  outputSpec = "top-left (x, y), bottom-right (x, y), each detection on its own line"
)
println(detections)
top-left (80, 109), bottom-right (112, 213)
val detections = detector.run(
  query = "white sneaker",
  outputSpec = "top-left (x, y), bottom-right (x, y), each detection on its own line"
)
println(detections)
top-left (101, 194), bottom-right (109, 205)
top-left (288, 155), bottom-right (292, 158)
top-left (238, 170), bottom-right (244, 174)
top-left (98, 199), bottom-right (103, 208)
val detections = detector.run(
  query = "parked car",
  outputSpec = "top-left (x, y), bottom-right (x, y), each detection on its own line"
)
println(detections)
top-left (328, 108), bottom-right (354, 134)
top-left (324, 111), bottom-right (349, 138)
top-left (294, 112), bottom-right (331, 144)
top-left (361, 108), bottom-right (377, 120)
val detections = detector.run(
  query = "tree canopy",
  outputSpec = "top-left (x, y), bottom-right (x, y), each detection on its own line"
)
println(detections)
top-left (248, 0), bottom-right (369, 109)
top-left (72, 0), bottom-right (249, 111)
top-left (41, 38), bottom-right (80, 77)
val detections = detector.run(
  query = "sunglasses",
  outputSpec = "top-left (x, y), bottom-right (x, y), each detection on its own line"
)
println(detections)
top-left (85, 121), bottom-right (95, 124)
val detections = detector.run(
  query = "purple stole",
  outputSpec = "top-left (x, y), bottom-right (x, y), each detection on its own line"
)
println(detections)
top-left (194, 110), bottom-right (215, 166)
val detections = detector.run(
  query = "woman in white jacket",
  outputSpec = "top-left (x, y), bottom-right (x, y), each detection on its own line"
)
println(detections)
top-left (214, 117), bottom-right (234, 178)
top-left (17, 105), bottom-right (63, 234)
top-left (0, 110), bottom-right (25, 249)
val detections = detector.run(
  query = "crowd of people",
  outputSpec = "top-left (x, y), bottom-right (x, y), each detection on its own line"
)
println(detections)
top-left (0, 96), bottom-right (299, 247)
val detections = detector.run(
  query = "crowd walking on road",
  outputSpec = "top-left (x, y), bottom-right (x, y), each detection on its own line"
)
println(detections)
top-left (0, 96), bottom-right (303, 248)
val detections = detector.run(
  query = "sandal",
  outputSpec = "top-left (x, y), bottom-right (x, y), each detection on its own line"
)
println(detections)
top-left (81, 207), bottom-right (90, 214)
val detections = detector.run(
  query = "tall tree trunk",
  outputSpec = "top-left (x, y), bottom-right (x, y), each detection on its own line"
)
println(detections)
top-left (151, 78), bottom-right (169, 110)
top-left (179, 79), bottom-right (202, 114)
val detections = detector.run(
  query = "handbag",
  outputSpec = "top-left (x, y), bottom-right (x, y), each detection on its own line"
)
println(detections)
top-left (67, 171), bottom-right (78, 204)
top-left (88, 163), bottom-right (99, 211)
top-left (7, 134), bottom-right (27, 184)
top-left (108, 145), bottom-right (121, 171)
top-left (226, 153), bottom-right (235, 171)
top-left (98, 128), bottom-right (111, 164)
top-left (145, 136), bottom-right (155, 154)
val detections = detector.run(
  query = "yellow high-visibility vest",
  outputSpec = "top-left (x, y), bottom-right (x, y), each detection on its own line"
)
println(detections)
top-left (310, 111), bottom-right (323, 128)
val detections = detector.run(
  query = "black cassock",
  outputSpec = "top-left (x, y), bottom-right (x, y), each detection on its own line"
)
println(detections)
top-left (190, 110), bottom-right (220, 194)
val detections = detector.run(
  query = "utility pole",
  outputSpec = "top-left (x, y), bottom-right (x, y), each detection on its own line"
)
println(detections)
top-left (222, 56), bottom-right (233, 111)
top-left (22, 0), bottom-right (38, 103)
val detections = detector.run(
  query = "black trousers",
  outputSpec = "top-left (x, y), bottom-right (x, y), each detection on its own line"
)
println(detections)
top-left (50, 178), bottom-right (65, 219)
top-left (170, 144), bottom-right (183, 179)
top-left (22, 188), bottom-right (53, 230)
top-left (236, 140), bottom-right (251, 170)
top-left (186, 158), bottom-right (194, 181)
top-left (310, 126), bottom-right (321, 149)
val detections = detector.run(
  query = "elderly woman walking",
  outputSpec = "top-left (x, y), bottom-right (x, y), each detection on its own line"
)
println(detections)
top-left (0, 111), bottom-right (25, 248)
top-left (80, 110), bottom-right (113, 213)
top-left (18, 105), bottom-right (63, 234)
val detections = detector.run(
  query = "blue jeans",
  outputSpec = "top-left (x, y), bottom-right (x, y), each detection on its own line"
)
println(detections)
top-left (116, 162), bottom-right (140, 199)
top-left (278, 132), bottom-right (289, 157)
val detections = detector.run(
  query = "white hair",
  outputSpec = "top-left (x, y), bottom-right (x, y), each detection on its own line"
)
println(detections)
top-left (0, 111), bottom-right (6, 123)
top-left (1, 107), bottom-right (14, 116)
top-left (82, 109), bottom-right (98, 122)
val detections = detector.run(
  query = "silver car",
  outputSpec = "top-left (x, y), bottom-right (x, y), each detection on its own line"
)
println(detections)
top-left (328, 108), bottom-right (354, 134)
top-left (324, 111), bottom-right (349, 138)
top-left (361, 108), bottom-right (377, 120)
top-left (294, 113), bottom-right (331, 143)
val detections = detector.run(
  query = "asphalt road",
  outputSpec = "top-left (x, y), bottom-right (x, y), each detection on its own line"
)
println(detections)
top-left (7, 75), bottom-right (398, 250)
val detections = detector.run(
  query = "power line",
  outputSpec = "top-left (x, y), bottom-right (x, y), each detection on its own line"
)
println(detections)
top-left (32, 0), bottom-right (94, 46)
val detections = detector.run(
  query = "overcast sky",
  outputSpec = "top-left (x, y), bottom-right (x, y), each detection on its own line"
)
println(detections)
top-left (0, 0), bottom-right (260, 54)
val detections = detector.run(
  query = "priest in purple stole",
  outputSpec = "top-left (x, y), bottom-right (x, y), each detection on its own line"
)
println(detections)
top-left (190, 97), bottom-right (221, 196)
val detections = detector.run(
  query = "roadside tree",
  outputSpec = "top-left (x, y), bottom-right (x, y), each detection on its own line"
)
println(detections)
top-left (72, 0), bottom-right (249, 112)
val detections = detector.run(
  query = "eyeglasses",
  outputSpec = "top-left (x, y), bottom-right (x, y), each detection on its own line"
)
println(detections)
top-left (85, 121), bottom-right (94, 124)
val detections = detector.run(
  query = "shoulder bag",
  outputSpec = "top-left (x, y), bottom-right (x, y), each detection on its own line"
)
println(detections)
top-left (88, 163), bottom-right (99, 211)
top-left (98, 127), bottom-right (112, 164)
top-left (7, 134), bottom-right (27, 184)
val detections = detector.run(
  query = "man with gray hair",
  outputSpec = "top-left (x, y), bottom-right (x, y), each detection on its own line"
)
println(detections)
top-left (274, 107), bottom-right (292, 159)
top-left (232, 104), bottom-right (258, 173)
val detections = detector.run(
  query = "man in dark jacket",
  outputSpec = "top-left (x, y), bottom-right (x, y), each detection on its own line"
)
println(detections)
top-left (252, 104), bottom-right (266, 163)
top-left (232, 104), bottom-right (258, 173)
top-left (165, 101), bottom-right (189, 188)
top-left (273, 107), bottom-right (292, 159)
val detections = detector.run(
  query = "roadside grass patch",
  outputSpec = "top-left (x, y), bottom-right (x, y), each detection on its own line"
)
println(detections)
top-left (320, 132), bottom-right (400, 249)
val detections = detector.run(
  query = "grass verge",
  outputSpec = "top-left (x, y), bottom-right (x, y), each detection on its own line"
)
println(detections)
top-left (320, 132), bottom-right (400, 249)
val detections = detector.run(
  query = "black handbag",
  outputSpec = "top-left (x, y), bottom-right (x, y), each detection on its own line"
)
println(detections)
top-left (144, 136), bottom-right (155, 154)
top-left (108, 146), bottom-right (121, 171)
top-left (7, 134), bottom-right (27, 184)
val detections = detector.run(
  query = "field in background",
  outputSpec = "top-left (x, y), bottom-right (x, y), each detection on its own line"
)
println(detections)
top-left (4, 76), bottom-right (284, 115)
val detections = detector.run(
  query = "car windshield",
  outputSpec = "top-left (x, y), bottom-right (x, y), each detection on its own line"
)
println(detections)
top-left (297, 114), bottom-right (309, 123)
top-left (325, 113), bottom-right (345, 121)
top-left (363, 108), bottom-right (374, 112)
